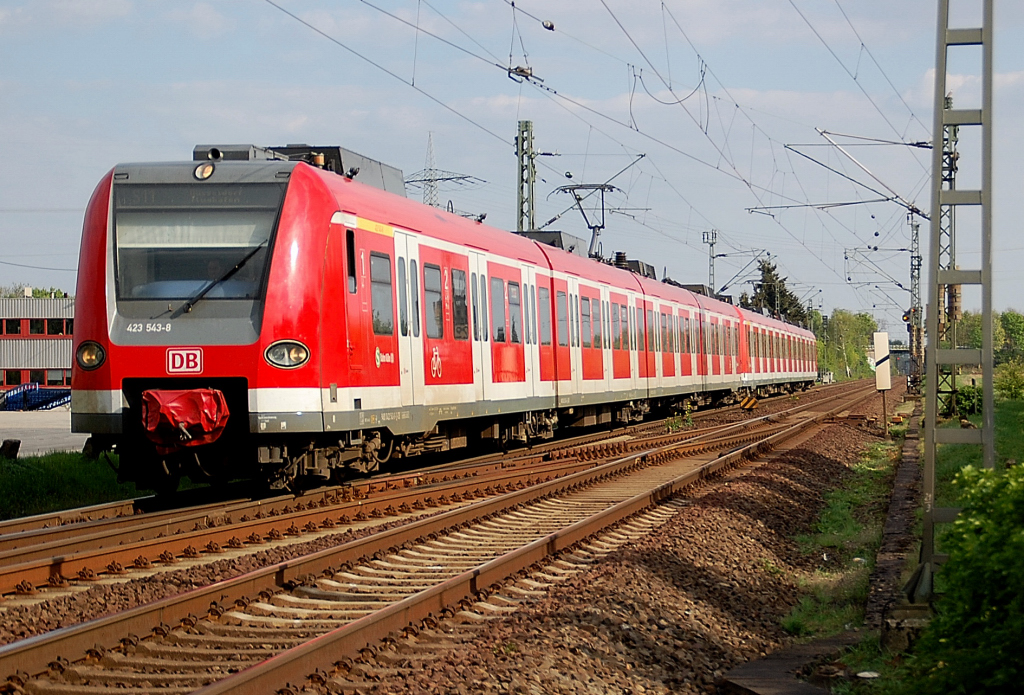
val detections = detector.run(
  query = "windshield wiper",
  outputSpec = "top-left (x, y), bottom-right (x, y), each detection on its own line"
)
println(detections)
top-left (170, 241), bottom-right (268, 319)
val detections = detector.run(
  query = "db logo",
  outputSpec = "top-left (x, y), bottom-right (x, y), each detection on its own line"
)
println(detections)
top-left (166, 348), bottom-right (203, 374)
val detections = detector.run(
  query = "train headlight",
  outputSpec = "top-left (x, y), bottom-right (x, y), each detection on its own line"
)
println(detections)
top-left (76, 341), bottom-right (106, 371)
top-left (265, 341), bottom-right (310, 369)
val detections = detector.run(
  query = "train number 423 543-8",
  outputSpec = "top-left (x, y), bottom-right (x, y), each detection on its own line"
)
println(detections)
top-left (126, 322), bottom-right (172, 333)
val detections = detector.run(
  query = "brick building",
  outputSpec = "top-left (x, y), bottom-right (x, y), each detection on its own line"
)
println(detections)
top-left (0, 297), bottom-right (74, 388)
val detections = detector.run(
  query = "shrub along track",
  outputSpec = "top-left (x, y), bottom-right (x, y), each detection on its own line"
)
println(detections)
top-left (0, 382), bottom-right (876, 694)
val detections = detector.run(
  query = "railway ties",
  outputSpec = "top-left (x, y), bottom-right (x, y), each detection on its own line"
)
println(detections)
top-left (2, 383), bottom-right (875, 694)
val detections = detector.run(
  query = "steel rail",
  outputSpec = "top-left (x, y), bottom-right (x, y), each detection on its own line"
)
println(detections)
top-left (192, 385), bottom-right (877, 695)
top-left (0, 392), bottom-right (835, 596)
top-left (0, 383), bottom-right (875, 684)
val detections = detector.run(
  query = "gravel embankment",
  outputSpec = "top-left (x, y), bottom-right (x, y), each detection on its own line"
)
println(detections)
top-left (354, 384), bottom-right (903, 694)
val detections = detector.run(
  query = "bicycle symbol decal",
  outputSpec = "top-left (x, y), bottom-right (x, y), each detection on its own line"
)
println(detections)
top-left (430, 347), bottom-right (443, 378)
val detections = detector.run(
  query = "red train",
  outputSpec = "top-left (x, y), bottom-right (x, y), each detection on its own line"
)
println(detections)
top-left (71, 147), bottom-right (817, 491)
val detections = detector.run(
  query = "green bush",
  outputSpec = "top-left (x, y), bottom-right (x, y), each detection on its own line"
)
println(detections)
top-left (994, 359), bottom-right (1024, 400)
top-left (900, 464), bottom-right (1024, 693)
top-left (954, 384), bottom-right (983, 415)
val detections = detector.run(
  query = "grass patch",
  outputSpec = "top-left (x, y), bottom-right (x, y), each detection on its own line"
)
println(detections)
top-left (0, 452), bottom-right (142, 520)
top-left (935, 399), bottom-right (1024, 507)
top-left (783, 439), bottom-right (900, 639)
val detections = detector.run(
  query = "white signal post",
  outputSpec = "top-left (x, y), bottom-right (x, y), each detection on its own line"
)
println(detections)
top-left (874, 332), bottom-right (891, 438)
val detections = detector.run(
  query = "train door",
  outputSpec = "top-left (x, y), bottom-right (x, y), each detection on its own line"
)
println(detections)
top-left (566, 276), bottom-right (582, 400)
top-left (522, 265), bottom-right (537, 396)
top-left (469, 251), bottom-right (489, 403)
top-left (394, 231), bottom-right (422, 407)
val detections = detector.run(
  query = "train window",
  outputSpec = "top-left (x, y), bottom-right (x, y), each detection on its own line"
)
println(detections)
top-left (398, 258), bottom-right (409, 336)
top-left (508, 281), bottom-right (522, 344)
top-left (424, 263), bottom-right (443, 339)
top-left (539, 287), bottom-right (552, 345)
top-left (410, 260), bottom-right (421, 337)
top-left (522, 284), bottom-right (531, 344)
top-left (452, 269), bottom-right (469, 341)
top-left (661, 313), bottom-right (668, 353)
top-left (531, 285), bottom-right (538, 344)
top-left (581, 298), bottom-right (592, 348)
top-left (479, 275), bottom-right (488, 341)
top-left (612, 303), bottom-right (620, 350)
top-left (620, 305), bottom-right (628, 351)
top-left (490, 277), bottom-right (506, 342)
top-left (556, 291), bottom-right (568, 347)
top-left (347, 230), bottom-right (358, 294)
top-left (595, 300), bottom-right (603, 349)
top-left (370, 253), bottom-right (394, 336)
top-left (471, 273), bottom-right (479, 341)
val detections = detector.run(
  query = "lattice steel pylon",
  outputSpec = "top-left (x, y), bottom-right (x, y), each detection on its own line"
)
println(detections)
top-left (908, 213), bottom-right (924, 390)
top-left (516, 120), bottom-right (536, 233)
top-left (919, 0), bottom-right (995, 598)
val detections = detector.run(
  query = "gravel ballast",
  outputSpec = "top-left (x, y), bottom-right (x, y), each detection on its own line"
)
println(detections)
top-left (350, 386), bottom-right (902, 694)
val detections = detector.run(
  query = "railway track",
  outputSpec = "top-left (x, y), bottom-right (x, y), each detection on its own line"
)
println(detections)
top-left (0, 384), bottom-right (854, 601)
top-left (0, 381), bottom-right (875, 694)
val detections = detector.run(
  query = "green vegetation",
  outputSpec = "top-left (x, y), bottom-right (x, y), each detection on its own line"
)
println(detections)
top-left (781, 439), bottom-right (900, 639)
top-left (828, 400), bottom-right (1024, 694)
top-left (0, 452), bottom-right (137, 520)
top-left (994, 358), bottom-right (1024, 400)
top-left (811, 309), bottom-right (879, 382)
top-left (0, 283), bottom-right (73, 298)
top-left (738, 259), bottom-right (808, 325)
top-left (892, 464), bottom-right (1024, 694)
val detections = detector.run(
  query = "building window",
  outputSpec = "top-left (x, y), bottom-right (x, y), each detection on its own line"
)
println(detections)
top-left (47, 370), bottom-right (64, 386)
top-left (4, 370), bottom-right (21, 386)
top-left (29, 370), bottom-right (45, 384)
top-left (47, 319), bottom-right (66, 335)
top-left (4, 319), bottom-right (20, 335)
top-left (29, 319), bottom-right (45, 335)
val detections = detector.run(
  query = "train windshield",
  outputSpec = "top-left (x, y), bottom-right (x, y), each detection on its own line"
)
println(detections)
top-left (113, 182), bottom-right (286, 301)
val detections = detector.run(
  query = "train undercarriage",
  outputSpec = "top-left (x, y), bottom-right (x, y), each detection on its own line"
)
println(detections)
top-left (88, 379), bottom-right (811, 494)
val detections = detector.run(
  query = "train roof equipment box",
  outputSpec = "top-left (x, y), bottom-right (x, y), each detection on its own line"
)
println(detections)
top-left (193, 144), bottom-right (407, 197)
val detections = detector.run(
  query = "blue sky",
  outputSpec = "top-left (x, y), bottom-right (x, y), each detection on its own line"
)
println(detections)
top-left (2, 0), bottom-right (1023, 332)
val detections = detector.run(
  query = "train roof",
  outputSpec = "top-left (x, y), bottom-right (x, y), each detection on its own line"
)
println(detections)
top-left (309, 163), bottom-right (814, 338)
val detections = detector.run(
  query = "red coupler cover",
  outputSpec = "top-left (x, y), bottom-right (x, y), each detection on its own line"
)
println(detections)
top-left (141, 389), bottom-right (229, 455)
